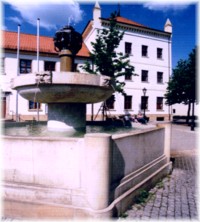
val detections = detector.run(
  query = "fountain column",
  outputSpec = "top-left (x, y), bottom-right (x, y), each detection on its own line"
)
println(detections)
top-left (54, 25), bottom-right (82, 73)
top-left (48, 103), bottom-right (86, 131)
top-left (59, 49), bottom-right (73, 72)
top-left (47, 26), bottom-right (85, 131)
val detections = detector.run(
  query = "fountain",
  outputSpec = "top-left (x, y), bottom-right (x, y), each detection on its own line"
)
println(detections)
top-left (2, 25), bottom-right (172, 219)
top-left (11, 25), bottom-right (114, 131)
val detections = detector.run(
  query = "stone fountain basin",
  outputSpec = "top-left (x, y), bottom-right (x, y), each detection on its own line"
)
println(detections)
top-left (11, 72), bottom-right (114, 103)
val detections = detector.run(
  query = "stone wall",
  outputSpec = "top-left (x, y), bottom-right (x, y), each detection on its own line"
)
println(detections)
top-left (2, 123), bottom-right (172, 219)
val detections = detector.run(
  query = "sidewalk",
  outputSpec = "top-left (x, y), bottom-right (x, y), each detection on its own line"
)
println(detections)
top-left (123, 124), bottom-right (199, 220)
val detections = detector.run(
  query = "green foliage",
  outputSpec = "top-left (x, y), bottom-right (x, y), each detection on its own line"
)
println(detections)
top-left (119, 212), bottom-right (128, 218)
top-left (165, 48), bottom-right (196, 106)
top-left (135, 189), bottom-right (149, 204)
top-left (156, 180), bottom-right (164, 189)
top-left (165, 59), bottom-right (188, 105)
top-left (82, 12), bottom-right (137, 95)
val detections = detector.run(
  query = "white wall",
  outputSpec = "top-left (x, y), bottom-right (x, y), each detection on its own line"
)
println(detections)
top-left (172, 103), bottom-right (199, 116)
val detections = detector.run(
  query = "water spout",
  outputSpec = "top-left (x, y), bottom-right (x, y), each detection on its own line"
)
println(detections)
top-left (67, 16), bottom-right (72, 27)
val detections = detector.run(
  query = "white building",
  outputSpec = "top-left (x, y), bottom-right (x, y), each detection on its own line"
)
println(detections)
top-left (1, 3), bottom-right (173, 122)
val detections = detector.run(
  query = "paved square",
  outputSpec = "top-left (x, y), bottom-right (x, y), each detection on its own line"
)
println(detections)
top-left (125, 124), bottom-right (198, 220)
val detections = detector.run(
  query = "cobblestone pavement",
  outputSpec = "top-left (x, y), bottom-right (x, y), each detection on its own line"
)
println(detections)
top-left (123, 124), bottom-right (199, 220)
top-left (123, 154), bottom-right (198, 220)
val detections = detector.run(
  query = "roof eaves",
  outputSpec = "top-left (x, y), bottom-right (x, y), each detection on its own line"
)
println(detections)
top-left (4, 47), bottom-right (58, 55)
top-left (82, 20), bottom-right (93, 35)
top-left (100, 17), bottom-right (171, 36)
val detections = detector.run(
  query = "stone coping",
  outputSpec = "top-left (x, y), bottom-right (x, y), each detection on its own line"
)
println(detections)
top-left (10, 72), bottom-right (114, 103)
top-left (11, 72), bottom-right (112, 89)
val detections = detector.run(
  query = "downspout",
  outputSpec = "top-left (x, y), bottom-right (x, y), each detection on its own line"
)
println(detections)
top-left (168, 34), bottom-right (172, 121)
top-left (36, 18), bottom-right (40, 121)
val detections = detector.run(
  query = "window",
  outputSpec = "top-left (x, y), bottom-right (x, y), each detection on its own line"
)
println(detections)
top-left (157, 48), bottom-right (163, 59)
top-left (125, 69), bottom-right (132, 81)
top-left (105, 95), bottom-right (115, 109)
top-left (142, 45), bottom-right (148, 57)
top-left (45, 104), bottom-right (48, 114)
top-left (20, 59), bottom-right (31, 74)
top-left (73, 63), bottom-right (78, 72)
top-left (29, 101), bottom-right (41, 110)
top-left (141, 70), bottom-right (148, 82)
top-left (141, 96), bottom-right (148, 110)
top-left (44, 61), bottom-right (56, 71)
top-left (157, 97), bottom-right (163, 110)
top-left (156, 117), bottom-right (164, 121)
top-left (157, 72), bottom-right (163, 83)
top-left (124, 95), bottom-right (132, 110)
top-left (1, 97), bottom-right (6, 118)
top-left (125, 73), bottom-right (132, 80)
top-left (125, 42), bottom-right (132, 55)
top-left (1, 58), bottom-right (5, 75)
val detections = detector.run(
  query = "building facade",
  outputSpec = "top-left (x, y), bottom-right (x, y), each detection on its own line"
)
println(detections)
top-left (1, 3), bottom-right (173, 122)
top-left (83, 2), bottom-right (172, 121)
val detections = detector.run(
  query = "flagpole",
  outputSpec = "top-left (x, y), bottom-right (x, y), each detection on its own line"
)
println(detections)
top-left (16, 24), bottom-right (20, 122)
top-left (36, 18), bottom-right (40, 121)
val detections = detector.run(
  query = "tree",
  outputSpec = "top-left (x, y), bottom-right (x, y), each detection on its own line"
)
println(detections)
top-left (186, 48), bottom-right (197, 124)
top-left (82, 12), bottom-right (137, 95)
top-left (165, 48), bottom-right (197, 122)
top-left (165, 59), bottom-right (188, 105)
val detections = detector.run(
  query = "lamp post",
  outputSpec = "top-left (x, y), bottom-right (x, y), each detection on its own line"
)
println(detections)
top-left (142, 88), bottom-right (147, 119)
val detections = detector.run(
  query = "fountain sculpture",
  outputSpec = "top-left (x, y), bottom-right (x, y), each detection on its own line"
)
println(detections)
top-left (11, 25), bottom-right (114, 131)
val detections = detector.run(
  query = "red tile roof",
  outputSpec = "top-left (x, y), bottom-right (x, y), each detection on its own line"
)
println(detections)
top-left (1, 30), bottom-right (90, 57)
top-left (115, 16), bottom-right (147, 28)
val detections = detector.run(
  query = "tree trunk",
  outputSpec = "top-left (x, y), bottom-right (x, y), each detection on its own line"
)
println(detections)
top-left (192, 102), bottom-right (195, 117)
top-left (191, 102), bottom-right (195, 131)
top-left (186, 102), bottom-right (191, 125)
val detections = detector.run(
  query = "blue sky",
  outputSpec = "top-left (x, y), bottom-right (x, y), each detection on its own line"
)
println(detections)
top-left (1, 0), bottom-right (198, 69)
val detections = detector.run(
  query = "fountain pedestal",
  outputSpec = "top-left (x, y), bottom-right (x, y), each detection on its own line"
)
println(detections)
top-left (48, 103), bottom-right (86, 131)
